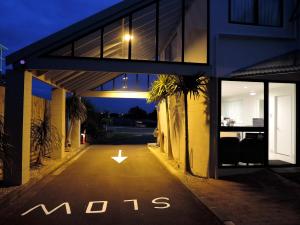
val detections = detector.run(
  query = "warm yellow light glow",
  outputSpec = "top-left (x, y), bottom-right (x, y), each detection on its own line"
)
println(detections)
top-left (123, 34), bottom-right (133, 41)
top-left (82, 91), bottom-right (149, 99)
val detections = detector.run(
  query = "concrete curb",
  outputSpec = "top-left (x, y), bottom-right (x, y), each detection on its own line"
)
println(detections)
top-left (148, 145), bottom-right (235, 225)
top-left (0, 144), bottom-right (90, 206)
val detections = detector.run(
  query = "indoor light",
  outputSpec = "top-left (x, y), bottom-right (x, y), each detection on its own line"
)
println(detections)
top-left (123, 34), bottom-right (133, 41)
top-left (249, 91), bottom-right (256, 96)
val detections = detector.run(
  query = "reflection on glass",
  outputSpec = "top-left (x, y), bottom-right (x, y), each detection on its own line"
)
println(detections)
top-left (221, 81), bottom-right (264, 127)
top-left (219, 131), bottom-right (265, 166)
top-left (159, 0), bottom-right (182, 62)
top-left (269, 83), bottom-right (296, 165)
top-left (103, 18), bottom-right (129, 59)
top-left (74, 30), bottom-right (101, 58)
top-left (258, 0), bottom-right (282, 26)
top-left (132, 4), bottom-right (156, 60)
top-left (184, 0), bottom-right (207, 63)
top-left (230, 0), bottom-right (255, 24)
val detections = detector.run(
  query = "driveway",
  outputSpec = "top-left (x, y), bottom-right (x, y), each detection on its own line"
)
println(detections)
top-left (0, 145), bottom-right (221, 225)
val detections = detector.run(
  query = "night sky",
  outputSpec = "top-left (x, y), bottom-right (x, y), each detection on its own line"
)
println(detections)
top-left (0, 0), bottom-right (156, 113)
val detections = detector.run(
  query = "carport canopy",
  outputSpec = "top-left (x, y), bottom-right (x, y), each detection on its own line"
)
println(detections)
top-left (4, 0), bottom-right (210, 186)
top-left (6, 0), bottom-right (210, 95)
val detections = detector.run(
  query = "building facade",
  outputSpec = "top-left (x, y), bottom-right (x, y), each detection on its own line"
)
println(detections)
top-left (4, 0), bottom-right (300, 184)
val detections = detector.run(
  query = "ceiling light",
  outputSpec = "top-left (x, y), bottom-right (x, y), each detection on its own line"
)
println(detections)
top-left (244, 86), bottom-right (248, 89)
top-left (123, 34), bottom-right (133, 41)
top-left (249, 92), bottom-right (256, 96)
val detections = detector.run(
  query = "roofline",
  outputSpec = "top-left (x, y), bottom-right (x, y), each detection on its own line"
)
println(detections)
top-left (230, 50), bottom-right (300, 77)
top-left (7, 0), bottom-right (153, 65)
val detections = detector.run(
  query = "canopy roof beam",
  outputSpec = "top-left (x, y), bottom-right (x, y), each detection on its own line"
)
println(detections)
top-left (25, 57), bottom-right (211, 76)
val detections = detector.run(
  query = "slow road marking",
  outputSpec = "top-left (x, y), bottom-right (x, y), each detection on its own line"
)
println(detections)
top-left (21, 197), bottom-right (171, 216)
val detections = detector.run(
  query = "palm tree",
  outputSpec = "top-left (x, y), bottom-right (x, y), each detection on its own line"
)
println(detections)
top-left (172, 74), bottom-right (209, 174)
top-left (66, 95), bottom-right (87, 148)
top-left (147, 75), bottom-right (176, 159)
top-left (31, 109), bottom-right (61, 166)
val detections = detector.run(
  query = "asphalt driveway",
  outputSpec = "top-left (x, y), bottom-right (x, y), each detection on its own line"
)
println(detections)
top-left (0, 145), bottom-right (221, 225)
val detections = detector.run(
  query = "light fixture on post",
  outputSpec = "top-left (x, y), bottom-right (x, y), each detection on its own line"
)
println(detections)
top-left (122, 74), bottom-right (128, 89)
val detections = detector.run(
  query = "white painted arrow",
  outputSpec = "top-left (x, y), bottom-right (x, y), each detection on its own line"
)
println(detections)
top-left (112, 150), bottom-right (127, 164)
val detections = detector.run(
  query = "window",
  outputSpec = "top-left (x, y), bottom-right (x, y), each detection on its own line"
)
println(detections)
top-left (219, 81), bottom-right (265, 167)
top-left (132, 4), bottom-right (156, 61)
top-left (164, 35), bottom-right (178, 62)
top-left (229, 0), bottom-right (283, 27)
top-left (221, 81), bottom-right (264, 127)
top-left (48, 0), bottom-right (208, 64)
top-left (103, 18), bottom-right (129, 59)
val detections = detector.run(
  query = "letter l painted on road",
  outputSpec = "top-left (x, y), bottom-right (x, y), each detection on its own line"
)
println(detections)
top-left (124, 199), bottom-right (138, 210)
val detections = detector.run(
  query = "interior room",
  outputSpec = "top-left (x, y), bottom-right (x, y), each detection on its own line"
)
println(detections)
top-left (219, 81), bottom-right (296, 167)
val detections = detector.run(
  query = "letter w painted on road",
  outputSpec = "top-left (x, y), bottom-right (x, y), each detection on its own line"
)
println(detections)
top-left (21, 202), bottom-right (71, 216)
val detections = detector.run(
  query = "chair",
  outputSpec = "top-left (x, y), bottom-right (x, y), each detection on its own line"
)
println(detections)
top-left (219, 137), bottom-right (240, 166)
top-left (240, 136), bottom-right (264, 165)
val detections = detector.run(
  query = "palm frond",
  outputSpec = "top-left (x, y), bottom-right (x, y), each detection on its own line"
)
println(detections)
top-left (67, 95), bottom-right (87, 122)
top-left (0, 114), bottom-right (14, 177)
top-left (172, 74), bottom-right (207, 98)
top-left (31, 114), bottom-right (61, 165)
top-left (147, 74), bottom-right (177, 103)
top-left (172, 74), bottom-right (210, 124)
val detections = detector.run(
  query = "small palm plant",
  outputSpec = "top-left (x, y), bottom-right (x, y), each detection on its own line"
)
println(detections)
top-left (31, 111), bottom-right (61, 166)
top-left (0, 114), bottom-right (13, 182)
top-left (147, 75), bottom-right (176, 159)
top-left (66, 95), bottom-right (87, 147)
top-left (172, 74), bottom-right (209, 174)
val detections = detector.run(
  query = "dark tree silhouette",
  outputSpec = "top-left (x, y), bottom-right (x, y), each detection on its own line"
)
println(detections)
top-left (127, 106), bottom-right (147, 120)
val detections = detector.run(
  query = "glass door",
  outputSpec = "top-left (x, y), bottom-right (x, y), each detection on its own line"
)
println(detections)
top-left (268, 83), bottom-right (296, 165)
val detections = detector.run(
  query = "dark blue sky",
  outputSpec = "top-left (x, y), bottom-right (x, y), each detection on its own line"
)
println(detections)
top-left (0, 0), bottom-right (156, 113)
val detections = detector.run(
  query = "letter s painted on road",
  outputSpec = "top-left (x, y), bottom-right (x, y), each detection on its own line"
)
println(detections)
top-left (152, 197), bottom-right (170, 209)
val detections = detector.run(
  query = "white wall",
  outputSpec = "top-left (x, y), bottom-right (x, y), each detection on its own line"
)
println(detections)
top-left (158, 100), bottom-right (169, 154)
top-left (188, 94), bottom-right (210, 177)
top-left (168, 95), bottom-right (186, 168)
top-left (157, 94), bottom-right (210, 176)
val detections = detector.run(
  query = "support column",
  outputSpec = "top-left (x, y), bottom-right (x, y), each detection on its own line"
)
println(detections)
top-left (209, 77), bottom-right (218, 179)
top-left (4, 70), bottom-right (32, 185)
top-left (51, 88), bottom-right (66, 159)
top-left (71, 119), bottom-right (81, 150)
